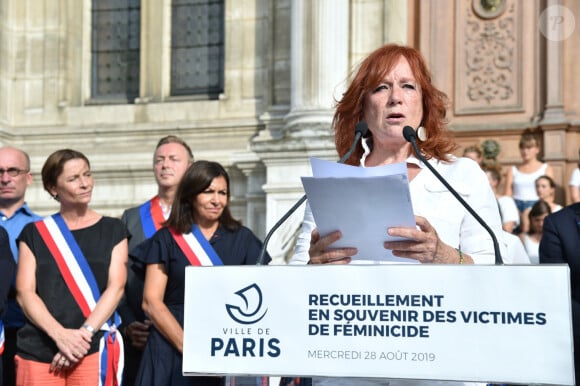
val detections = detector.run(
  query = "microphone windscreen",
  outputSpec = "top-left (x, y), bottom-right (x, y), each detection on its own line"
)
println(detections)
top-left (355, 121), bottom-right (369, 137)
top-left (402, 126), bottom-right (417, 143)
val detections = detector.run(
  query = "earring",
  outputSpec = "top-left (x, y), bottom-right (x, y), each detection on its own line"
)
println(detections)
top-left (416, 126), bottom-right (427, 141)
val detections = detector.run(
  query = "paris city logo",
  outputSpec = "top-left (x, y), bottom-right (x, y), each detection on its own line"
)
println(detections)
top-left (225, 283), bottom-right (268, 324)
top-left (211, 283), bottom-right (281, 358)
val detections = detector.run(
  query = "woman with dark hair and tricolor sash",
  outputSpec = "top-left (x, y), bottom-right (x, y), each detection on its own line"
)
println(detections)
top-left (131, 160), bottom-right (271, 386)
top-left (15, 149), bottom-right (128, 385)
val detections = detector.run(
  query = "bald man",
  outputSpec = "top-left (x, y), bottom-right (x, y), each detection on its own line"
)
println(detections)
top-left (0, 147), bottom-right (42, 386)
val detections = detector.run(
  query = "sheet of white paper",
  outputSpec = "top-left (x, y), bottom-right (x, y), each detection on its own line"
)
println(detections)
top-left (302, 165), bottom-right (417, 263)
top-left (311, 156), bottom-right (407, 178)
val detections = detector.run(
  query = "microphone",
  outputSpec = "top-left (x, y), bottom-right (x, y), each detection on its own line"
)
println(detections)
top-left (402, 126), bottom-right (503, 265)
top-left (256, 121), bottom-right (369, 265)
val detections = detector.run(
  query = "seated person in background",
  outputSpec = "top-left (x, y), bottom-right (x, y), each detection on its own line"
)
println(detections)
top-left (520, 175), bottom-right (562, 234)
top-left (519, 200), bottom-right (551, 264)
top-left (484, 167), bottom-right (520, 233)
top-left (462, 145), bottom-right (482, 166)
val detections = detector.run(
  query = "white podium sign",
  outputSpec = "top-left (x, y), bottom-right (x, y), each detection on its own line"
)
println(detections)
top-left (183, 264), bottom-right (574, 385)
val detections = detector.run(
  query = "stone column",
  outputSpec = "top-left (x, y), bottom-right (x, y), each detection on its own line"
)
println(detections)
top-left (285, 0), bottom-right (349, 133)
top-left (232, 155), bottom-right (267, 240)
top-left (253, 0), bottom-right (349, 264)
top-left (540, 0), bottom-right (570, 204)
top-left (541, 0), bottom-right (567, 124)
top-left (137, 0), bottom-right (171, 102)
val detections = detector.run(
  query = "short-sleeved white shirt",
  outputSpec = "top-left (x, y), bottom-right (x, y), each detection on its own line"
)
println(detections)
top-left (497, 195), bottom-right (520, 226)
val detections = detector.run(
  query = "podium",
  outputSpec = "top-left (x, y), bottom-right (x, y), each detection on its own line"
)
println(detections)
top-left (183, 264), bottom-right (574, 385)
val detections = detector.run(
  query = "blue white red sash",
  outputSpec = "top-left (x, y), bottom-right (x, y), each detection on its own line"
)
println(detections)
top-left (35, 214), bottom-right (124, 386)
top-left (170, 224), bottom-right (224, 266)
top-left (139, 196), bottom-right (165, 238)
top-left (0, 320), bottom-right (4, 355)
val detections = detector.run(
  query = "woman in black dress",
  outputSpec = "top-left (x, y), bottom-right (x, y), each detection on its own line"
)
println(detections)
top-left (132, 160), bottom-right (270, 386)
top-left (15, 149), bottom-right (127, 385)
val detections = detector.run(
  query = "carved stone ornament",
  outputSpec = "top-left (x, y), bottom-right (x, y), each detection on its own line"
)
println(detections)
top-left (472, 0), bottom-right (507, 19)
top-left (454, 0), bottom-right (521, 114)
top-left (465, 2), bottom-right (514, 105)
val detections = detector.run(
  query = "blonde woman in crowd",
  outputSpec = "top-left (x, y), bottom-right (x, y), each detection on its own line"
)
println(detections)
top-left (504, 130), bottom-right (554, 215)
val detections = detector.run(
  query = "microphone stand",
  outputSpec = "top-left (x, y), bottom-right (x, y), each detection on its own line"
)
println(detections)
top-left (403, 126), bottom-right (503, 265)
top-left (256, 122), bottom-right (368, 265)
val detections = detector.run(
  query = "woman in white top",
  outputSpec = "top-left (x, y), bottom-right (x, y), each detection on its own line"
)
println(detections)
top-left (535, 175), bottom-right (562, 213)
top-left (290, 43), bottom-right (503, 386)
top-left (504, 131), bottom-right (554, 213)
top-left (520, 200), bottom-right (551, 264)
top-left (520, 175), bottom-right (562, 234)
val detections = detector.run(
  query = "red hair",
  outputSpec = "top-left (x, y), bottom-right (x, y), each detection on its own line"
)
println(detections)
top-left (333, 44), bottom-right (456, 165)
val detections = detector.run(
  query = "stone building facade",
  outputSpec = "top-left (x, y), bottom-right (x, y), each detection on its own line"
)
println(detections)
top-left (0, 0), bottom-right (578, 264)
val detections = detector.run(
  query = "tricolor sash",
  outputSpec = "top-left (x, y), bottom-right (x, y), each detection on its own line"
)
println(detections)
top-left (170, 225), bottom-right (224, 266)
top-left (35, 214), bottom-right (124, 386)
top-left (138, 196), bottom-right (165, 238)
top-left (0, 320), bottom-right (4, 355)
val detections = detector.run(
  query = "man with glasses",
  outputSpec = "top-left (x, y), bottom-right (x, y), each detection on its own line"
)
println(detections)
top-left (0, 147), bottom-right (41, 386)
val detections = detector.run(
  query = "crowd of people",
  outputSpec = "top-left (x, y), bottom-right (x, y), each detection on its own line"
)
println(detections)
top-left (462, 129), bottom-right (579, 264)
top-left (0, 42), bottom-right (578, 386)
top-left (462, 130), bottom-right (580, 382)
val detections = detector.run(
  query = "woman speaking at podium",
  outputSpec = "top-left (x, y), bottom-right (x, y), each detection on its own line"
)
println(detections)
top-left (291, 44), bottom-right (504, 385)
